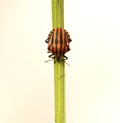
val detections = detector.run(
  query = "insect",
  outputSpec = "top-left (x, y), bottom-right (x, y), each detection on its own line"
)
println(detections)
top-left (45, 28), bottom-right (72, 61)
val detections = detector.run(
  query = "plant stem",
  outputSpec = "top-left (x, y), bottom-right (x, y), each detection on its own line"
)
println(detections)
top-left (52, 0), bottom-right (64, 28)
top-left (52, 0), bottom-right (65, 123)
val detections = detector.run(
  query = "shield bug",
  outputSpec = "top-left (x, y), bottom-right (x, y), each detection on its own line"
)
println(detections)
top-left (45, 28), bottom-right (72, 61)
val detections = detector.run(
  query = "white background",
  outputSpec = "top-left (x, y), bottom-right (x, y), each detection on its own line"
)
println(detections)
top-left (0, 0), bottom-right (120, 123)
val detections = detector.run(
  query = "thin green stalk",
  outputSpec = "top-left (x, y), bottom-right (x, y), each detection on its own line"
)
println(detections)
top-left (52, 0), bottom-right (65, 123)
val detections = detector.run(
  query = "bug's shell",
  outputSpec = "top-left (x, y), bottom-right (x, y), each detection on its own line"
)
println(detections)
top-left (45, 28), bottom-right (72, 60)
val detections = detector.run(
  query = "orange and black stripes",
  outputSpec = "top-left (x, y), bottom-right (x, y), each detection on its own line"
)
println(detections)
top-left (45, 28), bottom-right (72, 60)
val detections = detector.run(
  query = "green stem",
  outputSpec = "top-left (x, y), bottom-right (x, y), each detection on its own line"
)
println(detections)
top-left (52, 0), bottom-right (64, 28)
top-left (52, 0), bottom-right (65, 123)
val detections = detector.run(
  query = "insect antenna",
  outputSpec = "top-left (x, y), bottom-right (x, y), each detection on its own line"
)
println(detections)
top-left (44, 59), bottom-right (53, 63)
top-left (45, 59), bottom-right (70, 66)
top-left (64, 61), bottom-right (71, 67)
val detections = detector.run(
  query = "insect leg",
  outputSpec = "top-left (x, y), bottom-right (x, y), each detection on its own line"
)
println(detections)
top-left (45, 39), bottom-right (49, 43)
top-left (68, 38), bottom-right (72, 42)
top-left (63, 55), bottom-right (68, 60)
top-left (49, 53), bottom-right (54, 58)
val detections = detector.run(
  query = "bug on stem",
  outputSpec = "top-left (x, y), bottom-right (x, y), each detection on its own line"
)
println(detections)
top-left (45, 28), bottom-right (72, 61)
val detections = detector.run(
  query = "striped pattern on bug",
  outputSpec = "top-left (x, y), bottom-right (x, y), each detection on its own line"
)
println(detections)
top-left (45, 28), bottom-right (72, 61)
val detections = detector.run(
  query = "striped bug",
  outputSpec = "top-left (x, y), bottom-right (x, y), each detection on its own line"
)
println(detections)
top-left (45, 28), bottom-right (72, 61)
